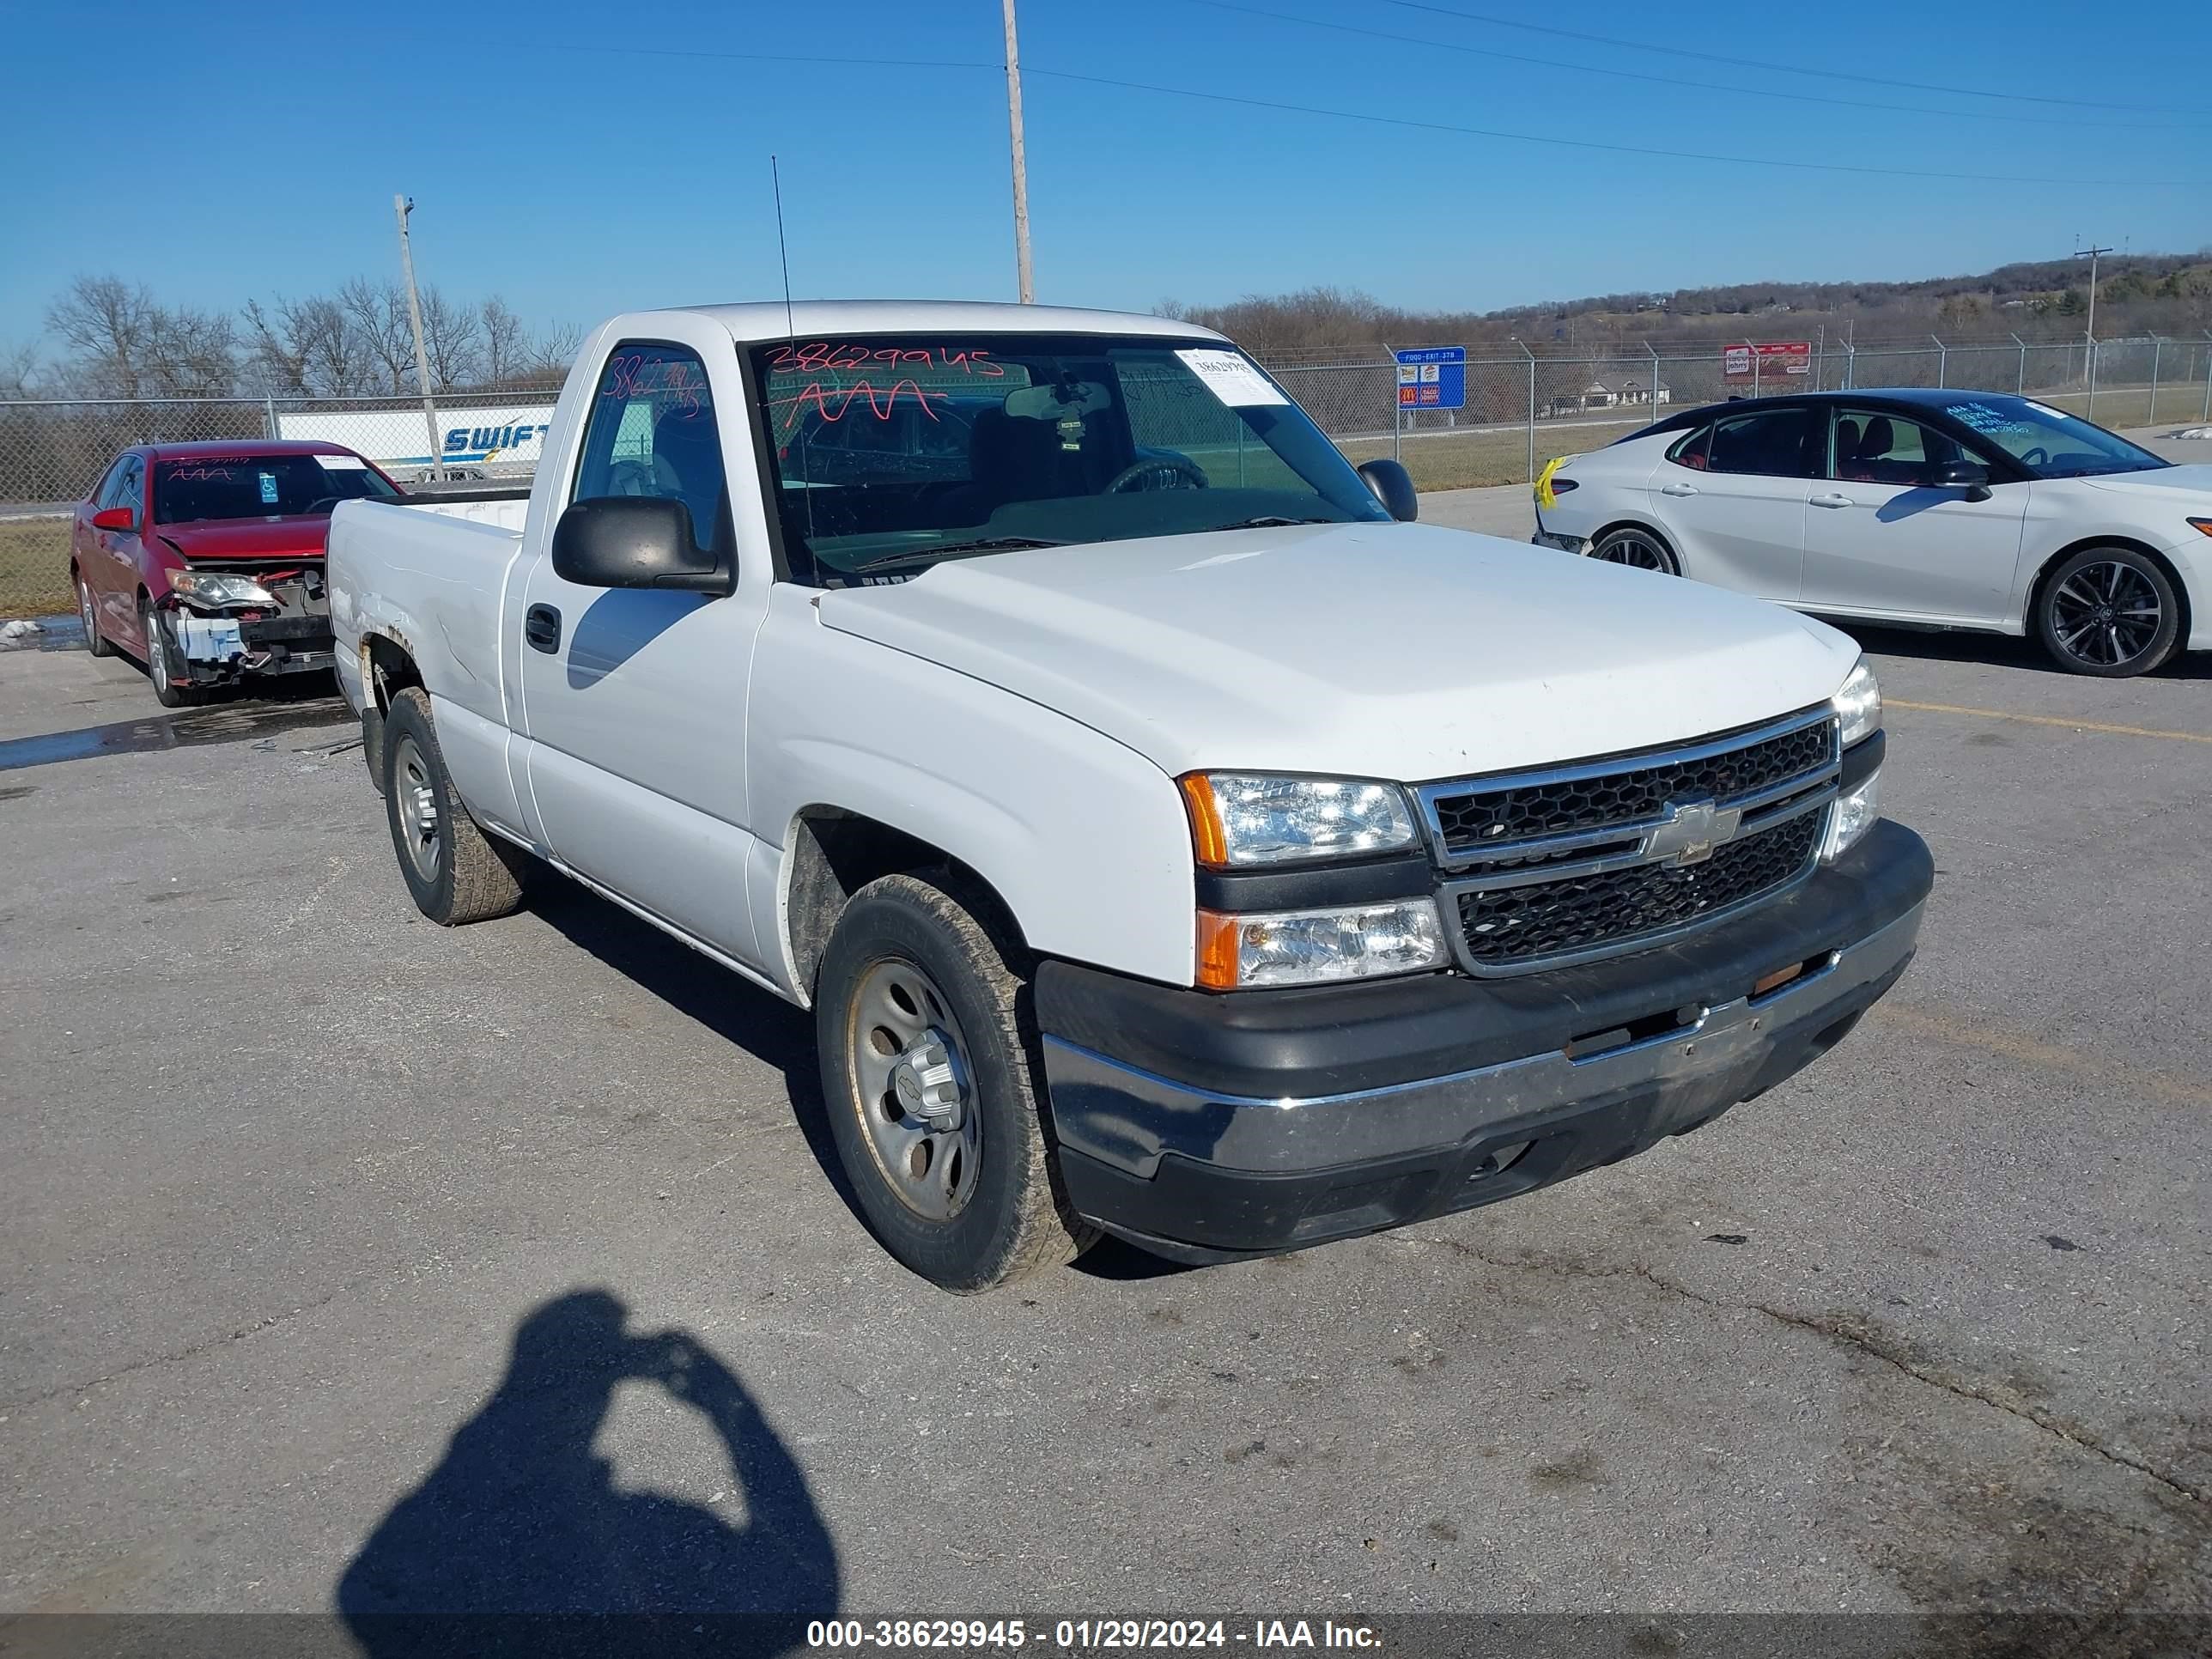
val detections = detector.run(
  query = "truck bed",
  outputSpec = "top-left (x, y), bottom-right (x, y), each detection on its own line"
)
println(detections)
top-left (326, 495), bottom-right (532, 740)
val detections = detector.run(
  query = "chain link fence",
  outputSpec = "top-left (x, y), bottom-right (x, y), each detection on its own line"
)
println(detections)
top-left (1268, 332), bottom-right (2212, 495)
top-left (5, 339), bottom-right (2210, 617)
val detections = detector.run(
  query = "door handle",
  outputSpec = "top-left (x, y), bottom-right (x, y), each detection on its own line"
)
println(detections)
top-left (1659, 482), bottom-right (1699, 497)
top-left (525, 604), bottom-right (562, 653)
top-left (1809, 492), bottom-right (1853, 508)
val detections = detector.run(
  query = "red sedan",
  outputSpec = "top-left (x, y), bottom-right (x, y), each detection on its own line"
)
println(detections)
top-left (70, 440), bottom-right (403, 707)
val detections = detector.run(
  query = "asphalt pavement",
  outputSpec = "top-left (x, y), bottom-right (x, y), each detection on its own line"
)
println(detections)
top-left (1, 497), bottom-right (2208, 1650)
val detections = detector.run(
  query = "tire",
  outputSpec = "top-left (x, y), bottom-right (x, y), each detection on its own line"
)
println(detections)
top-left (1589, 526), bottom-right (1680, 575)
top-left (815, 872), bottom-right (1098, 1292)
top-left (77, 575), bottom-right (113, 657)
top-left (2036, 547), bottom-right (2182, 678)
top-left (380, 686), bottom-right (527, 925)
top-left (138, 596), bottom-right (193, 708)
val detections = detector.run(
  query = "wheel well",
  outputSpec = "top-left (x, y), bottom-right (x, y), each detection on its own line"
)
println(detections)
top-left (2025, 537), bottom-right (2191, 641)
top-left (782, 808), bottom-right (1024, 1001)
top-left (364, 633), bottom-right (424, 712)
top-left (1589, 518), bottom-right (1673, 550)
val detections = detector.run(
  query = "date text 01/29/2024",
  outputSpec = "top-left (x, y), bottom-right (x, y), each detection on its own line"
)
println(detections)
top-left (805, 1620), bottom-right (1384, 1650)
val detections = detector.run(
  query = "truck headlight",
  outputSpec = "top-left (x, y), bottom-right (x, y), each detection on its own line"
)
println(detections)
top-left (1196, 899), bottom-right (1448, 990)
top-left (1831, 657), bottom-right (1881, 748)
top-left (1180, 773), bottom-right (1418, 867)
top-left (1821, 769), bottom-right (1881, 862)
top-left (170, 570), bottom-right (278, 609)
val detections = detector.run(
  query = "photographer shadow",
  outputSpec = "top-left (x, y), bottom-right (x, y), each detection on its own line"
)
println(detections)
top-left (337, 1289), bottom-right (838, 1656)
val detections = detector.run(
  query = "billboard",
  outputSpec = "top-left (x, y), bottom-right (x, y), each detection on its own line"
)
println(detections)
top-left (1723, 343), bottom-right (1812, 381)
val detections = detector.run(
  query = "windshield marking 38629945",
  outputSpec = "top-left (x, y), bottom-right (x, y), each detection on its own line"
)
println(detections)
top-left (749, 332), bottom-right (1390, 587)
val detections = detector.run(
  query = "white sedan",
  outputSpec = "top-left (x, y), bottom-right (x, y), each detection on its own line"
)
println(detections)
top-left (1530, 390), bottom-right (2212, 676)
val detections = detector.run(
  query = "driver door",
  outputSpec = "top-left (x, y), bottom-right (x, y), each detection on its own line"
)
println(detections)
top-left (1798, 406), bottom-right (2027, 624)
top-left (514, 329), bottom-right (774, 969)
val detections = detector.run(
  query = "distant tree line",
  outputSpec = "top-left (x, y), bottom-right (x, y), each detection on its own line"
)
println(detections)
top-left (1161, 250), bottom-right (2212, 356)
top-left (2, 274), bottom-right (585, 401)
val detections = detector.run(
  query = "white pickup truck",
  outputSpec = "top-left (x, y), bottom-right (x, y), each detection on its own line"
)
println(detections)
top-left (327, 301), bottom-right (1930, 1292)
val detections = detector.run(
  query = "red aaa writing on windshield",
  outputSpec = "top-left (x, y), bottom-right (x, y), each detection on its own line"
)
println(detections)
top-left (768, 379), bottom-right (952, 441)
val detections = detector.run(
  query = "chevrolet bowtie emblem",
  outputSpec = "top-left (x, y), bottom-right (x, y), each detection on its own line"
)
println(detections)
top-left (1644, 799), bottom-right (1743, 867)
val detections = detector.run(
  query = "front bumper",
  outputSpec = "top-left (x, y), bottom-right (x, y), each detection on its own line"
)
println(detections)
top-left (167, 611), bottom-right (335, 683)
top-left (1037, 820), bottom-right (1931, 1262)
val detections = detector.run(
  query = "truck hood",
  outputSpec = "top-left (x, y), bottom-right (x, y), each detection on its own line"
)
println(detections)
top-left (816, 522), bottom-right (1860, 781)
top-left (2077, 463), bottom-right (2212, 501)
top-left (155, 517), bottom-right (329, 564)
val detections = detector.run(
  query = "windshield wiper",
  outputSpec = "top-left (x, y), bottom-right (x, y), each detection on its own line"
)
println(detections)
top-left (1206, 515), bottom-right (1336, 531)
top-left (842, 536), bottom-right (1068, 578)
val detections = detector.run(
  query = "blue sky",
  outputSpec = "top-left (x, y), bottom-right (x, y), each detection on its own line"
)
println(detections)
top-left (3, 0), bottom-right (2207, 350)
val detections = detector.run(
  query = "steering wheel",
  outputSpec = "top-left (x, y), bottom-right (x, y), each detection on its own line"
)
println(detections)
top-left (2019, 446), bottom-right (2049, 467)
top-left (1104, 456), bottom-right (1208, 494)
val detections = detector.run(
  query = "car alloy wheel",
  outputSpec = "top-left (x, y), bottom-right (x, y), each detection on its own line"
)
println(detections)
top-left (2048, 560), bottom-right (2163, 672)
top-left (1592, 529), bottom-right (1679, 574)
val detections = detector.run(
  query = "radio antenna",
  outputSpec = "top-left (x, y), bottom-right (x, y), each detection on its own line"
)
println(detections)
top-left (770, 155), bottom-right (816, 548)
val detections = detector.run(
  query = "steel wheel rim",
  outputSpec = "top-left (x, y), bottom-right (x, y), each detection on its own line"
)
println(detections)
top-left (1600, 535), bottom-right (1672, 573)
top-left (2051, 561), bottom-right (2161, 668)
top-left (844, 957), bottom-right (981, 1222)
top-left (392, 734), bottom-right (442, 882)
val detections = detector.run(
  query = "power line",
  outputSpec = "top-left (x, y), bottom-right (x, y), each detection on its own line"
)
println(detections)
top-left (1190, 0), bottom-right (2209, 131)
top-left (1374, 0), bottom-right (2194, 115)
top-left (1020, 66), bottom-right (2209, 187)
top-left (534, 44), bottom-right (2209, 187)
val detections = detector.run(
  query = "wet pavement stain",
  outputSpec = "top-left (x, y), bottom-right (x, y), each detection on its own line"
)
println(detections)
top-left (0, 699), bottom-right (352, 774)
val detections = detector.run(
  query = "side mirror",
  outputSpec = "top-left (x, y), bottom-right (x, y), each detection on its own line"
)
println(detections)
top-left (1356, 458), bottom-right (1419, 523)
top-left (1932, 459), bottom-right (1993, 502)
top-left (552, 496), bottom-right (732, 594)
top-left (91, 506), bottom-right (136, 532)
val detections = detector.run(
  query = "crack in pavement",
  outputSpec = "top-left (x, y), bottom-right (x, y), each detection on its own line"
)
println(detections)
top-left (1413, 1236), bottom-right (2207, 1507)
top-left (2, 1289), bottom-right (347, 1415)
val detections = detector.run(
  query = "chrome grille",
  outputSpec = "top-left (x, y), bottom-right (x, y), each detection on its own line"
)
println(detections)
top-left (1417, 708), bottom-right (1839, 975)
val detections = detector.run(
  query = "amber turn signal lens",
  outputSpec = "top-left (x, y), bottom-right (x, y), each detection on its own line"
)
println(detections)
top-left (2189, 518), bottom-right (2212, 538)
top-left (1180, 773), bottom-right (1228, 867)
top-left (1194, 909), bottom-right (1242, 990)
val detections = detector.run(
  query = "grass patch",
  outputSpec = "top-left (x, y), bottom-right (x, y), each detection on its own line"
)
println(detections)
top-left (1340, 422), bottom-right (1642, 493)
top-left (0, 519), bottom-right (76, 619)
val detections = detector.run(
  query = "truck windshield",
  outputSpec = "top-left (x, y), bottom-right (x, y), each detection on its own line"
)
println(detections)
top-left (748, 334), bottom-right (1390, 584)
top-left (1940, 398), bottom-right (2170, 480)
top-left (154, 454), bottom-right (398, 525)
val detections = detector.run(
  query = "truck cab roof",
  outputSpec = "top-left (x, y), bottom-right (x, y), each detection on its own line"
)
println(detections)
top-left (665, 300), bottom-right (1227, 344)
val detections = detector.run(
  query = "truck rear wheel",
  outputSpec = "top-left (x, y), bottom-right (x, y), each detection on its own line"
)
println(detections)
top-left (816, 872), bottom-right (1097, 1292)
top-left (380, 686), bottom-right (527, 926)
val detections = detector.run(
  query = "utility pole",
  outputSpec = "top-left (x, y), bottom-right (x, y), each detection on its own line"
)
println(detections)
top-left (394, 196), bottom-right (445, 478)
top-left (1001, 0), bottom-right (1036, 304)
top-left (2074, 240), bottom-right (2113, 400)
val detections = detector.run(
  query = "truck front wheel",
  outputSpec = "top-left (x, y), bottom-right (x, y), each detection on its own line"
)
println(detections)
top-left (816, 873), bottom-right (1097, 1292)
top-left (380, 686), bottom-right (527, 926)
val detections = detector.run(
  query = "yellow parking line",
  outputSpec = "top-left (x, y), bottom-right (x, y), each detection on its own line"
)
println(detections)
top-left (1871, 1004), bottom-right (2212, 1109)
top-left (1887, 699), bottom-right (2212, 746)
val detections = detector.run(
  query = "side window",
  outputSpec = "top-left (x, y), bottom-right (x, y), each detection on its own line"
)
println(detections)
top-left (1666, 426), bottom-right (1711, 471)
top-left (1829, 409), bottom-right (1966, 487)
top-left (1707, 408), bottom-right (1813, 478)
top-left (93, 457), bottom-right (129, 508)
top-left (571, 343), bottom-right (728, 554)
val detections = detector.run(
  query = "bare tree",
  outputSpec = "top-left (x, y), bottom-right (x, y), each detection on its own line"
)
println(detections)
top-left (0, 341), bottom-right (46, 399)
top-left (418, 285), bottom-right (482, 391)
top-left (339, 277), bottom-right (416, 393)
top-left (479, 295), bottom-right (528, 386)
top-left (246, 295), bottom-right (380, 398)
top-left (141, 305), bottom-right (239, 397)
top-left (46, 275), bottom-right (157, 397)
top-left (526, 320), bottom-right (585, 384)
